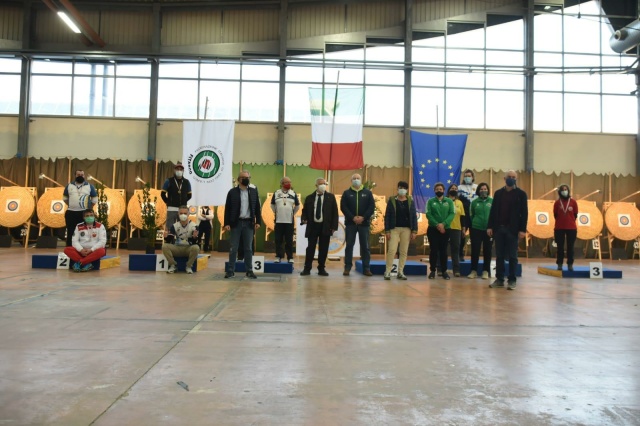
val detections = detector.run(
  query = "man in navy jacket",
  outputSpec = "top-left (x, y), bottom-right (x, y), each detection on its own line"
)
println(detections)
top-left (340, 173), bottom-right (375, 276)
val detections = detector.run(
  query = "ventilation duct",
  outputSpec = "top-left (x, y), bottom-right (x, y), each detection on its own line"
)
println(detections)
top-left (609, 19), bottom-right (640, 53)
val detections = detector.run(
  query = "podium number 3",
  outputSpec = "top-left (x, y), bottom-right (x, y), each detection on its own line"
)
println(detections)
top-left (592, 266), bottom-right (600, 276)
top-left (254, 261), bottom-right (263, 271)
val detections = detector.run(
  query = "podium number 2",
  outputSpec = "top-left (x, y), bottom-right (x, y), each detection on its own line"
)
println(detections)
top-left (57, 254), bottom-right (69, 269)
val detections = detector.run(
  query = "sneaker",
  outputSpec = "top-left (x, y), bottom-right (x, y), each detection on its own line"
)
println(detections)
top-left (72, 262), bottom-right (81, 272)
top-left (489, 279), bottom-right (505, 288)
top-left (167, 264), bottom-right (177, 274)
top-left (384, 273), bottom-right (391, 280)
top-left (507, 280), bottom-right (517, 290)
top-left (363, 270), bottom-right (373, 277)
top-left (454, 272), bottom-right (460, 277)
top-left (343, 269), bottom-right (350, 276)
top-left (274, 258), bottom-right (281, 263)
top-left (246, 271), bottom-right (257, 279)
top-left (318, 269), bottom-right (329, 276)
top-left (467, 271), bottom-right (477, 279)
top-left (300, 269), bottom-right (311, 276)
top-left (81, 263), bottom-right (93, 272)
top-left (481, 271), bottom-right (489, 280)
top-left (224, 271), bottom-right (235, 278)
top-left (428, 271), bottom-right (436, 279)
top-left (288, 259), bottom-right (295, 264)
top-left (397, 273), bottom-right (407, 280)
top-left (568, 264), bottom-right (574, 271)
top-left (186, 267), bottom-right (193, 274)
top-left (442, 272), bottom-right (451, 280)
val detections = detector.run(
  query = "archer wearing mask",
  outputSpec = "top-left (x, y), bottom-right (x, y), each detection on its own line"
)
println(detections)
top-left (468, 183), bottom-right (493, 280)
top-left (383, 181), bottom-right (418, 280)
top-left (300, 177), bottom-right (338, 276)
top-left (162, 205), bottom-right (200, 274)
top-left (161, 162), bottom-right (192, 230)
top-left (426, 182), bottom-right (455, 280)
top-left (63, 169), bottom-right (98, 247)
top-left (553, 184), bottom-right (578, 271)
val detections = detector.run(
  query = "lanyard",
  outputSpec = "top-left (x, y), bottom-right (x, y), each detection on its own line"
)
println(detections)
top-left (559, 198), bottom-right (572, 215)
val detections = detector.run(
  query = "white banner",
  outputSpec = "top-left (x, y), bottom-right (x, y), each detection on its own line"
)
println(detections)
top-left (183, 120), bottom-right (234, 206)
top-left (296, 217), bottom-right (360, 257)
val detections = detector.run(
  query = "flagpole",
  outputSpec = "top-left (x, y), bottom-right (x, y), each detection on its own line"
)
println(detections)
top-left (436, 105), bottom-right (440, 189)
top-left (328, 71), bottom-right (341, 177)
top-left (204, 96), bottom-right (209, 120)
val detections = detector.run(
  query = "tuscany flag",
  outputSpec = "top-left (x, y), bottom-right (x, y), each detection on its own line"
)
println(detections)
top-left (308, 87), bottom-right (364, 170)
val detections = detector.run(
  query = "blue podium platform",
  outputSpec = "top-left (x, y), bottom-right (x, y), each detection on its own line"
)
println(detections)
top-left (31, 254), bottom-right (120, 270)
top-left (355, 260), bottom-right (427, 276)
top-left (129, 254), bottom-right (209, 272)
top-left (446, 260), bottom-right (522, 277)
top-left (538, 265), bottom-right (622, 279)
top-left (225, 261), bottom-right (294, 274)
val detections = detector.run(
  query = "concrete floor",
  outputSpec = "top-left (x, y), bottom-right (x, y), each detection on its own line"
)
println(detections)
top-left (0, 249), bottom-right (639, 426)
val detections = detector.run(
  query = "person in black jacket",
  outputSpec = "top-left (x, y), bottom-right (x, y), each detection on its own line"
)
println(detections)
top-left (340, 173), bottom-right (375, 276)
top-left (161, 162), bottom-right (192, 230)
top-left (383, 181), bottom-right (418, 280)
top-left (487, 170), bottom-right (528, 290)
top-left (223, 170), bottom-right (262, 279)
top-left (300, 177), bottom-right (339, 276)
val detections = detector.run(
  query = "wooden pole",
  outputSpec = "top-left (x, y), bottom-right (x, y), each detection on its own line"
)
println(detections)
top-left (608, 172), bottom-right (612, 203)
top-left (25, 156), bottom-right (29, 187)
top-left (112, 159), bottom-right (116, 188)
top-left (490, 168), bottom-right (493, 194)
top-left (154, 160), bottom-right (158, 189)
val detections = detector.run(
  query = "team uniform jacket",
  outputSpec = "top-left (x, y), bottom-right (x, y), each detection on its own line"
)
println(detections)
top-left (271, 189), bottom-right (300, 224)
top-left (425, 197), bottom-right (455, 229)
top-left (72, 222), bottom-right (107, 252)
top-left (161, 177), bottom-right (192, 208)
top-left (63, 182), bottom-right (98, 211)
top-left (169, 221), bottom-right (199, 246)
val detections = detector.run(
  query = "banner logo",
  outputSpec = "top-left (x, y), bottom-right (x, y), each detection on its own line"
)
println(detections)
top-left (189, 147), bottom-right (223, 183)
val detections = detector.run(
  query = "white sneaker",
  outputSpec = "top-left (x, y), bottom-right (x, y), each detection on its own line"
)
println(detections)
top-left (288, 258), bottom-right (294, 264)
top-left (467, 270), bottom-right (477, 279)
top-left (481, 271), bottom-right (489, 280)
top-left (167, 264), bottom-right (177, 274)
top-left (186, 267), bottom-right (193, 274)
top-left (274, 258), bottom-right (281, 263)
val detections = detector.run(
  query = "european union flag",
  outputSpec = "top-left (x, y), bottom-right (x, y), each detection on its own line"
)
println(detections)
top-left (410, 131), bottom-right (468, 212)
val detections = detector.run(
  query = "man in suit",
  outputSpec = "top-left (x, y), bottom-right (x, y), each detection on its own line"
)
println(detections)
top-left (223, 170), bottom-right (262, 279)
top-left (300, 177), bottom-right (339, 276)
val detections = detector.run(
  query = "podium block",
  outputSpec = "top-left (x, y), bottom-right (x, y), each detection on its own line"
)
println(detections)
top-left (537, 265), bottom-right (622, 279)
top-left (355, 260), bottom-right (427, 276)
top-left (129, 254), bottom-right (209, 272)
top-left (225, 261), bottom-right (294, 274)
top-left (446, 259), bottom-right (522, 277)
top-left (31, 254), bottom-right (120, 270)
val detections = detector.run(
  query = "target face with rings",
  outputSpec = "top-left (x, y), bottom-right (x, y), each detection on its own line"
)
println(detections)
top-left (619, 215), bottom-right (631, 227)
top-left (6, 200), bottom-right (19, 212)
top-left (579, 214), bottom-right (589, 225)
top-left (189, 206), bottom-right (197, 215)
top-left (51, 201), bottom-right (64, 214)
top-left (537, 213), bottom-right (548, 224)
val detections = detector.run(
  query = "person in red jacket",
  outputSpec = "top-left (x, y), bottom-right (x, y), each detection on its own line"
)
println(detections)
top-left (553, 184), bottom-right (578, 271)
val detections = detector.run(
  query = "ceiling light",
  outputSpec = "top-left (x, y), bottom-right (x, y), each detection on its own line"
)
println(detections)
top-left (57, 11), bottom-right (81, 34)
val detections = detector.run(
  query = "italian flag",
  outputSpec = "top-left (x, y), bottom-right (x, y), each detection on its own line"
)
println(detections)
top-left (308, 87), bottom-right (364, 170)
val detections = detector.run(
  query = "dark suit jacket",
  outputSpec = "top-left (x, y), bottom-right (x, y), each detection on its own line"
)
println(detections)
top-left (487, 186), bottom-right (528, 236)
top-left (224, 186), bottom-right (262, 228)
top-left (301, 191), bottom-right (339, 237)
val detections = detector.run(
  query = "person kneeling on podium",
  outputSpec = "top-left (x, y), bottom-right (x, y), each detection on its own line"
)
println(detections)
top-left (63, 209), bottom-right (107, 272)
top-left (162, 205), bottom-right (200, 274)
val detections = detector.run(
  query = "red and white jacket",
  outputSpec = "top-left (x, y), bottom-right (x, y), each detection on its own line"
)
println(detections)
top-left (72, 222), bottom-right (107, 252)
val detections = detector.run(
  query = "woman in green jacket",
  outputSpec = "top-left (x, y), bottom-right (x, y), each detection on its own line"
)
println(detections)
top-left (468, 183), bottom-right (493, 279)
top-left (426, 182), bottom-right (455, 280)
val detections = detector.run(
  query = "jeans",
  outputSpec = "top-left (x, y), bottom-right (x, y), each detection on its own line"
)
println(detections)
top-left (427, 226), bottom-right (450, 273)
top-left (344, 224), bottom-right (371, 271)
top-left (555, 229), bottom-right (577, 266)
top-left (274, 223), bottom-right (294, 260)
top-left (470, 227), bottom-right (493, 274)
top-left (227, 220), bottom-right (254, 273)
top-left (494, 226), bottom-right (519, 282)
top-left (449, 229), bottom-right (461, 273)
top-left (385, 227), bottom-right (411, 275)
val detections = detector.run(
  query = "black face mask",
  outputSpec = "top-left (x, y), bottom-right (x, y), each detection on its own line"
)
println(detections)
top-left (449, 190), bottom-right (458, 197)
top-left (240, 178), bottom-right (250, 186)
top-left (75, 176), bottom-right (85, 184)
top-left (435, 191), bottom-right (444, 198)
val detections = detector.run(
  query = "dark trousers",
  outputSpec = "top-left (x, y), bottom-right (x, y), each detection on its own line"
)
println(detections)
top-left (237, 237), bottom-right (255, 260)
top-left (427, 226), bottom-right (450, 273)
top-left (227, 220), bottom-right (255, 273)
top-left (555, 229), bottom-right (577, 266)
top-left (470, 227), bottom-right (493, 274)
top-left (65, 210), bottom-right (85, 246)
top-left (494, 226), bottom-right (519, 282)
top-left (460, 232), bottom-right (466, 258)
top-left (274, 223), bottom-right (294, 260)
top-left (304, 222), bottom-right (330, 271)
top-left (199, 222), bottom-right (212, 251)
top-left (344, 224), bottom-right (371, 270)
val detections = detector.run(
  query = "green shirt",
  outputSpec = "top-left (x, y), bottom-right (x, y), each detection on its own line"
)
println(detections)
top-left (470, 196), bottom-right (493, 230)
top-left (426, 196), bottom-right (455, 229)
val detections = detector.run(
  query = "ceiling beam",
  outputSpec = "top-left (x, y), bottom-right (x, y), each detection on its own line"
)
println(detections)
top-left (57, 0), bottom-right (106, 47)
top-left (40, 0), bottom-right (93, 46)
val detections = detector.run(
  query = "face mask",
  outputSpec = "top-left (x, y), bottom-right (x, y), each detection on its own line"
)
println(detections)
top-left (75, 176), bottom-right (85, 184)
top-left (282, 183), bottom-right (291, 190)
top-left (479, 190), bottom-right (488, 198)
top-left (560, 190), bottom-right (569, 198)
top-left (240, 178), bottom-right (250, 186)
top-left (175, 171), bottom-right (183, 178)
top-left (449, 190), bottom-right (458, 197)
top-left (506, 177), bottom-right (516, 187)
top-left (317, 184), bottom-right (326, 193)
top-left (179, 214), bottom-right (188, 222)
top-left (352, 179), bottom-right (361, 187)
top-left (398, 188), bottom-right (407, 196)
top-left (463, 177), bottom-right (472, 185)
top-left (435, 191), bottom-right (444, 198)
top-left (84, 216), bottom-right (95, 224)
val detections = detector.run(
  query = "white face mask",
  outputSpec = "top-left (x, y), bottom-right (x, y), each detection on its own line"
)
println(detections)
top-left (560, 190), bottom-right (569, 197)
top-left (179, 214), bottom-right (188, 222)
top-left (317, 184), bottom-right (326, 193)
top-left (352, 179), bottom-right (361, 187)
top-left (175, 171), bottom-right (183, 178)
top-left (398, 188), bottom-right (407, 196)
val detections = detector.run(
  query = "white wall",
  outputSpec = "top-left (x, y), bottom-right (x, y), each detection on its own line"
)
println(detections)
top-left (0, 116), bottom-right (18, 159)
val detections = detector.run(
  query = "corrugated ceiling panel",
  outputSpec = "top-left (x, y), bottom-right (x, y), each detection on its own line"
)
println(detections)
top-left (222, 9), bottom-right (278, 43)
top-left (162, 10), bottom-right (222, 46)
top-left (100, 10), bottom-right (152, 46)
top-left (413, 0), bottom-right (518, 24)
top-left (0, 6), bottom-right (22, 41)
top-left (288, 4), bottom-right (344, 40)
top-left (346, 1), bottom-right (404, 33)
top-left (34, 9), bottom-right (77, 44)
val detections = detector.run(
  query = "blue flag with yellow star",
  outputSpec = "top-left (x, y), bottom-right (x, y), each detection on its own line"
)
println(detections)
top-left (410, 131), bottom-right (468, 212)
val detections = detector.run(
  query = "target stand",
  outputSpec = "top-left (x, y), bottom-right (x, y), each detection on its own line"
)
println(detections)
top-left (0, 186), bottom-right (37, 248)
